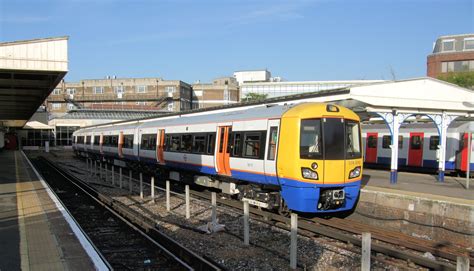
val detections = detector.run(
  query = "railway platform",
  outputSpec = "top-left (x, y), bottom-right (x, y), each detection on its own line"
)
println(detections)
top-left (356, 168), bottom-right (473, 248)
top-left (0, 150), bottom-right (104, 270)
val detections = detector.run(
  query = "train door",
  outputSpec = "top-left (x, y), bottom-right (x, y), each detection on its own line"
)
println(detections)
top-left (216, 126), bottom-right (232, 175)
top-left (365, 133), bottom-right (378, 163)
top-left (118, 132), bottom-right (124, 158)
top-left (156, 129), bottom-right (165, 164)
top-left (264, 120), bottom-right (280, 183)
top-left (408, 132), bottom-right (424, 167)
top-left (459, 133), bottom-right (473, 172)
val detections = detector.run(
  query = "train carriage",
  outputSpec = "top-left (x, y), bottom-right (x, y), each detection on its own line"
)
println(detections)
top-left (362, 122), bottom-right (474, 173)
top-left (73, 103), bottom-right (363, 214)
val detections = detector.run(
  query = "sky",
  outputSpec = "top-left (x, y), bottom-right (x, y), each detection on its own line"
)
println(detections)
top-left (0, 0), bottom-right (472, 83)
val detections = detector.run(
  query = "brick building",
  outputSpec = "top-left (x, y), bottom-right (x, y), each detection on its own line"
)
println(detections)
top-left (427, 34), bottom-right (474, 78)
top-left (46, 77), bottom-right (193, 116)
top-left (191, 77), bottom-right (239, 108)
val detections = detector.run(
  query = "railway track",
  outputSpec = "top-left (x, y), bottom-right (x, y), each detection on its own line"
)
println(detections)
top-left (46, 154), bottom-right (471, 270)
top-left (31, 156), bottom-right (222, 271)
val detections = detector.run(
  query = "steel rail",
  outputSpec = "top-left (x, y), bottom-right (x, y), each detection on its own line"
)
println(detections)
top-left (39, 156), bottom-right (223, 271)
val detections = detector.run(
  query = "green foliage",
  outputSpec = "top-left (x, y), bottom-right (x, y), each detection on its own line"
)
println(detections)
top-left (243, 92), bottom-right (269, 102)
top-left (437, 71), bottom-right (474, 89)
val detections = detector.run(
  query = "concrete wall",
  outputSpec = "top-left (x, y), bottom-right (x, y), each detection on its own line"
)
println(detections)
top-left (354, 187), bottom-right (474, 248)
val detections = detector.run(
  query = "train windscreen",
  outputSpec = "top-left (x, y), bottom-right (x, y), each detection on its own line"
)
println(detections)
top-left (300, 118), bottom-right (361, 160)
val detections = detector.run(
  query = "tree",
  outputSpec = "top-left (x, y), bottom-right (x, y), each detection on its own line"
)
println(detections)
top-left (437, 71), bottom-right (474, 89)
top-left (243, 92), bottom-right (269, 102)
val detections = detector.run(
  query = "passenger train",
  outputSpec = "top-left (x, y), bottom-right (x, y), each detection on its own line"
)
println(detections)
top-left (73, 103), bottom-right (363, 214)
top-left (362, 122), bottom-right (474, 173)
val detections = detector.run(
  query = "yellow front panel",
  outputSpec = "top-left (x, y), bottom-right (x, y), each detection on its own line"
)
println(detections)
top-left (324, 160), bottom-right (345, 184)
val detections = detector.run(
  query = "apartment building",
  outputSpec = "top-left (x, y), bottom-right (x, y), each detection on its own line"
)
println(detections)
top-left (46, 77), bottom-right (193, 116)
top-left (427, 34), bottom-right (474, 78)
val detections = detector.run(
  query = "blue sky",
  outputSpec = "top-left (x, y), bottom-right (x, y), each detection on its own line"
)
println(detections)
top-left (0, 0), bottom-right (472, 83)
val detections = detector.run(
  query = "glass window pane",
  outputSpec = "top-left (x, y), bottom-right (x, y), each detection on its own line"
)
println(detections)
top-left (300, 119), bottom-right (322, 159)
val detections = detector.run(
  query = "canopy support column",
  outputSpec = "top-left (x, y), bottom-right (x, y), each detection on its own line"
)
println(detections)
top-left (428, 112), bottom-right (458, 182)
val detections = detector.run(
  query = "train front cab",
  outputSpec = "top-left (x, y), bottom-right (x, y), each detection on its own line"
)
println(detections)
top-left (277, 104), bottom-right (362, 213)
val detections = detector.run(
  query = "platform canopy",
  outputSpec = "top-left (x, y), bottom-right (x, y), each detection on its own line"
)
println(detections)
top-left (0, 37), bottom-right (68, 127)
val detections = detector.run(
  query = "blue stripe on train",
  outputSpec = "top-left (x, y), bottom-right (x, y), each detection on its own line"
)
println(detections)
top-left (230, 170), bottom-right (279, 185)
top-left (375, 157), bottom-right (456, 170)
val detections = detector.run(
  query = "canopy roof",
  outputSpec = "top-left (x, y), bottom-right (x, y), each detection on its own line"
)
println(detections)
top-left (0, 37), bottom-right (68, 127)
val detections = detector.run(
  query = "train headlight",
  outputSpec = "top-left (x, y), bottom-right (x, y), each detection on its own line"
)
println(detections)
top-left (349, 166), bottom-right (361, 179)
top-left (301, 168), bottom-right (318, 180)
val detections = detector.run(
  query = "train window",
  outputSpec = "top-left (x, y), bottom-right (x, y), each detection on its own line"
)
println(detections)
top-left (410, 136), bottom-right (422, 150)
top-left (170, 135), bottom-right (180, 151)
top-left (207, 134), bottom-right (215, 154)
top-left (267, 127), bottom-right (278, 160)
top-left (164, 134), bottom-right (170, 151)
top-left (243, 133), bottom-right (261, 158)
top-left (85, 136), bottom-right (91, 144)
top-left (111, 136), bottom-right (119, 147)
top-left (94, 136), bottom-right (100, 145)
top-left (429, 136), bottom-right (439, 150)
top-left (227, 128), bottom-right (233, 154)
top-left (382, 135), bottom-right (391, 149)
top-left (193, 135), bottom-right (206, 153)
top-left (300, 119), bottom-right (322, 159)
top-left (233, 133), bottom-right (242, 157)
top-left (219, 129), bottom-right (225, 153)
top-left (324, 118), bottom-right (345, 160)
top-left (77, 136), bottom-right (84, 144)
top-left (367, 136), bottom-right (377, 148)
top-left (141, 134), bottom-right (157, 150)
top-left (123, 135), bottom-right (134, 149)
top-left (181, 134), bottom-right (193, 152)
top-left (398, 136), bottom-right (403, 149)
top-left (345, 120), bottom-right (361, 159)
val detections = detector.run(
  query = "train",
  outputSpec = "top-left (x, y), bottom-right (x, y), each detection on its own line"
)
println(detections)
top-left (73, 103), bottom-right (363, 214)
top-left (0, 130), bottom-right (4, 150)
top-left (362, 122), bottom-right (474, 173)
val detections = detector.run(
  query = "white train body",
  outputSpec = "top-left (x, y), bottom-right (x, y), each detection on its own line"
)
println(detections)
top-left (362, 122), bottom-right (474, 172)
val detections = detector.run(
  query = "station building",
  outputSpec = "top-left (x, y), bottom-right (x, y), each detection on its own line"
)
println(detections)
top-left (427, 33), bottom-right (474, 78)
top-left (234, 70), bottom-right (384, 100)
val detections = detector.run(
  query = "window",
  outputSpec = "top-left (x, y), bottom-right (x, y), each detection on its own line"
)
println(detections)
top-left (67, 103), bottom-right (75, 110)
top-left (442, 40), bottom-right (455, 52)
top-left (243, 133), bottom-right (261, 158)
top-left (167, 102), bottom-right (174, 111)
top-left (181, 134), bottom-right (193, 152)
top-left (136, 101), bottom-right (147, 106)
top-left (233, 133), bottom-right (242, 157)
top-left (193, 135), bottom-right (206, 153)
top-left (267, 127), bottom-right (278, 160)
top-left (94, 136), bottom-right (100, 145)
top-left (52, 103), bottom-right (62, 109)
top-left (194, 90), bottom-right (203, 97)
top-left (114, 86), bottom-right (124, 94)
top-left (77, 136), bottom-right (84, 144)
top-left (165, 86), bottom-right (176, 97)
top-left (382, 135), bottom-right (404, 149)
top-left (464, 38), bottom-right (474, 50)
top-left (429, 136), bottom-right (439, 150)
top-left (410, 136), bottom-right (423, 150)
top-left (345, 120), bottom-right (361, 158)
top-left (66, 88), bottom-right (76, 95)
top-left (53, 88), bottom-right (61, 95)
top-left (140, 134), bottom-right (157, 150)
top-left (93, 86), bottom-right (104, 94)
top-left (86, 136), bottom-right (91, 144)
top-left (136, 85), bottom-right (147, 93)
top-left (382, 135), bottom-right (391, 149)
top-left (207, 134), bottom-right (215, 154)
top-left (323, 118), bottom-right (345, 160)
top-left (170, 135), bottom-right (181, 151)
top-left (441, 60), bottom-right (474, 73)
top-left (123, 135), bottom-right (134, 149)
top-left (367, 135), bottom-right (377, 148)
top-left (300, 119), bottom-right (322, 159)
